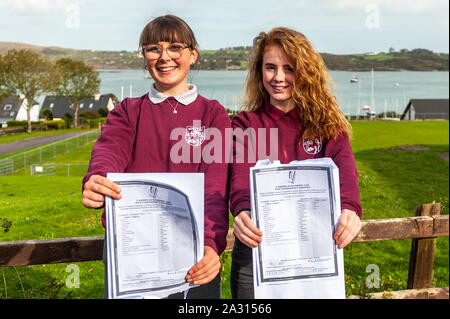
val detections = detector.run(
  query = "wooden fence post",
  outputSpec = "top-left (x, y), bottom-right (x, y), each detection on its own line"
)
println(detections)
top-left (407, 203), bottom-right (441, 289)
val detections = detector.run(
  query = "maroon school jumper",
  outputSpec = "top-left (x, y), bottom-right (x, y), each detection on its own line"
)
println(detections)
top-left (82, 88), bottom-right (231, 255)
top-left (230, 100), bottom-right (362, 218)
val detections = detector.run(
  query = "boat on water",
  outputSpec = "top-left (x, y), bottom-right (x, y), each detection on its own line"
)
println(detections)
top-left (350, 75), bottom-right (359, 83)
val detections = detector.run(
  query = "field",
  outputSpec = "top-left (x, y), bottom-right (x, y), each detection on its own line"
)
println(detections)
top-left (0, 121), bottom-right (448, 299)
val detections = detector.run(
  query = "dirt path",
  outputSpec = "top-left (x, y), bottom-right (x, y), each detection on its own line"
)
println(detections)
top-left (395, 145), bottom-right (449, 162)
top-left (437, 153), bottom-right (449, 161)
top-left (0, 131), bottom-right (96, 156)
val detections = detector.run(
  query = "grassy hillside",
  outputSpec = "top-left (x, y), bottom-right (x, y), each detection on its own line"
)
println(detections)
top-left (1, 42), bottom-right (447, 71)
top-left (0, 121), bottom-right (448, 299)
top-left (322, 49), bottom-right (449, 71)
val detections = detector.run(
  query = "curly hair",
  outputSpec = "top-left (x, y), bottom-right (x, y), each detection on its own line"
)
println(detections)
top-left (243, 27), bottom-right (351, 140)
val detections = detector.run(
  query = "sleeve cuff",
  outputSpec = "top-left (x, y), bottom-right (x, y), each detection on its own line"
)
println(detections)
top-left (232, 200), bottom-right (251, 217)
top-left (341, 202), bottom-right (362, 219)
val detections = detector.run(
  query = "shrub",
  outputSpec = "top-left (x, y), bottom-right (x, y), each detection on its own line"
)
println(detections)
top-left (6, 120), bottom-right (43, 128)
top-left (6, 120), bottom-right (28, 128)
top-left (40, 108), bottom-right (53, 121)
top-left (79, 110), bottom-right (100, 119)
top-left (97, 107), bottom-right (109, 117)
top-left (62, 113), bottom-right (73, 129)
top-left (40, 119), bottom-right (65, 130)
top-left (86, 117), bottom-right (107, 128)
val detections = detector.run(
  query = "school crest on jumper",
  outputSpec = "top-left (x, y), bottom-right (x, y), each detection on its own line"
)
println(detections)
top-left (302, 136), bottom-right (322, 155)
top-left (185, 125), bottom-right (206, 147)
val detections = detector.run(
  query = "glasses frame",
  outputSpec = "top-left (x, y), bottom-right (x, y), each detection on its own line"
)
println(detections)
top-left (143, 43), bottom-right (192, 60)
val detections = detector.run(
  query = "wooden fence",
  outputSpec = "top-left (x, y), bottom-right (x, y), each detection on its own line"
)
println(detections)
top-left (0, 203), bottom-right (448, 299)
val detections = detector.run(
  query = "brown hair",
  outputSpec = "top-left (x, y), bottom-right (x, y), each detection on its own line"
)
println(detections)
top-left (139, 15), bottom-right (198, 53)
top-left (244, 27), bottom-right (351, 140)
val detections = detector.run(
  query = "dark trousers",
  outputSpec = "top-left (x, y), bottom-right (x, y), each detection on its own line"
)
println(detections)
top-left (166, 273), bottom-right (221, 299)
top-left (103, 235), bottom-right (221, 299)
top-left (230, 237), bottom-right (255, 299)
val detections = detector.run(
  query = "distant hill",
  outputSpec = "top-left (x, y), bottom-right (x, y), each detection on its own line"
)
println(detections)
top-left (321, 50), bottom-right (449, 71)
top-left (0, 42), bottom-right (448, 71)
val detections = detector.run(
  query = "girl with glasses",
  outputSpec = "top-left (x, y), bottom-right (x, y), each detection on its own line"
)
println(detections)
top-left (82, 15), bottom-right (230, 299)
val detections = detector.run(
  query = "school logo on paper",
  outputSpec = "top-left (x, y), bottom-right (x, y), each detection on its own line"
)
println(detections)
top-left (288, 171), bottom-right (296, 184)
top-left (185, 125), bottom-right (206, 147)
top-left (303, 136), bottom-right (322, 155)
top-left (148, 186), bottom-right (158, 198)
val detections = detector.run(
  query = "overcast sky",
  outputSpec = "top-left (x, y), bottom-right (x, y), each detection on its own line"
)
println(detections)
top-left (0, 0), bottom-right (448, 54)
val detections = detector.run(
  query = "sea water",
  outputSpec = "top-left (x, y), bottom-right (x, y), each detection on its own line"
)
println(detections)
top-left (98, 69), bottom-right (449, 116)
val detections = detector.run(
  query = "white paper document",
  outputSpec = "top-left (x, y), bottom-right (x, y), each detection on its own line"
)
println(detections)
top-left (250, 158), bottom-right (345, 299)
top-left (105, 173), bottom-right (204, 299)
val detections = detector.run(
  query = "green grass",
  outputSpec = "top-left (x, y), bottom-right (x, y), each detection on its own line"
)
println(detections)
top-left (0, 175), bottom-right (105, 299)
top-left (346, 144), bottom-right (448, 296)
top-left (199, 50), bottom-right (218, 55)
top-left (0, 120), bottom-right (448, 299)
top-left (350, 121), bottom-right (449, 152)
top-left (363, 54), bottom-right (395, 61)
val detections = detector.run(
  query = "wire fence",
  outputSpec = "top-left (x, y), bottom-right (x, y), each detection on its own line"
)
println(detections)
top-left (0, 130), bottom-right (99, 176)
top-left (30, 163), bottom-right (89, 176)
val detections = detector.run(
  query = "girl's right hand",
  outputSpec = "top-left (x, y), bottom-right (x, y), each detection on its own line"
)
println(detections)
top-left (233, 210), bottom-right (263, 248)
top-left (82, 175), bottom-right (122, 208)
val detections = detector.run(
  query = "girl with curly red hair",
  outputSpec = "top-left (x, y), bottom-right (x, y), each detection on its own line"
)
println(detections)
top-left (229, 27), bottom-right (362, 299)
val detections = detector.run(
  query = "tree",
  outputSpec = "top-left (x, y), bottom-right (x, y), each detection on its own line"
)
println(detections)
top-left (97, 107), bottom-right (109, 117)
top-left (0, 49), bottom-right (55, 132)
top-left (0, 55), bottom-right (16, 100)
top-left (53, 58), bottom-right (100, 128)
top-left (40, 108), bottom-right (53, 121)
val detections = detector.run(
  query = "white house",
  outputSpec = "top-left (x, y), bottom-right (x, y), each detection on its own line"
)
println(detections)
top-left (0, 95), bottom-right (40, 128)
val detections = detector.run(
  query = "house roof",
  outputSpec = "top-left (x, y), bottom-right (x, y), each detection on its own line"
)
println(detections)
top-left (0, 96), bottom-right (22, 120)
top-left (401, 99), bottom-right (449, 120)
top-left (0, 95), bottom-right (38, 122)
top-left (41, 96), bottom-right (72, 118)
top-left (41, 94), bottom-right (114, 118)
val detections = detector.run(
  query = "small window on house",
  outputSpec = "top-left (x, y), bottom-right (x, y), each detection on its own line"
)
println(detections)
top-left (89, 103), bottom-right (94, 108)
top-left (49, 103), bottom-right (54, 109)
top-left (10, 111), bottom-right (15, 117)
top-left (3, 104), bottom-right (12, 111)
top-left (80, 103), bottom-right (84, 108)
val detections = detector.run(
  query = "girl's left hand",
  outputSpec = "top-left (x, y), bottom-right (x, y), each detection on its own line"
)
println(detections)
top-left (334, 209), bottom-right (362, 248)
top-left (185, 246), bottom-right (220, 285)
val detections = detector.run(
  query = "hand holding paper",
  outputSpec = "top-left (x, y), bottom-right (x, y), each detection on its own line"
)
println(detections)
top-left (82, 175), bottom-right (122, 208)
top-left (334, 209), bottom-right (362, 248)
top-left (186, 246), bottom-right (221, 285)
top-left (233, 210), bottom-right (263, 248)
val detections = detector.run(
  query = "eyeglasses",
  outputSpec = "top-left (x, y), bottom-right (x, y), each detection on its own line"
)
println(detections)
top-left (143, 43), bottom-right (191, 60)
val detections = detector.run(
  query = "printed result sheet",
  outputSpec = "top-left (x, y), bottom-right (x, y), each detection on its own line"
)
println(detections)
top-left (105, 173), bottom-right (204, 299)
top-left (250, 159), bottom-right (345, 298)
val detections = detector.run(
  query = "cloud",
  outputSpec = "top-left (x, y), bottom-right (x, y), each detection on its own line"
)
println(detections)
top-left (0, 0), bottom-right (83, 14)
top-left (327, 0), bottom-right (448, 14)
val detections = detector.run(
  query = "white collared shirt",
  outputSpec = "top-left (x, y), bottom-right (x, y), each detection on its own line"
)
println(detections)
top-left (148, 83), bottom-right (198, 105)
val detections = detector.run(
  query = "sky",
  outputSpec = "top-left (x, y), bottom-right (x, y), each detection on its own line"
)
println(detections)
top-left (0, 0), bottom-right (448, 54)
